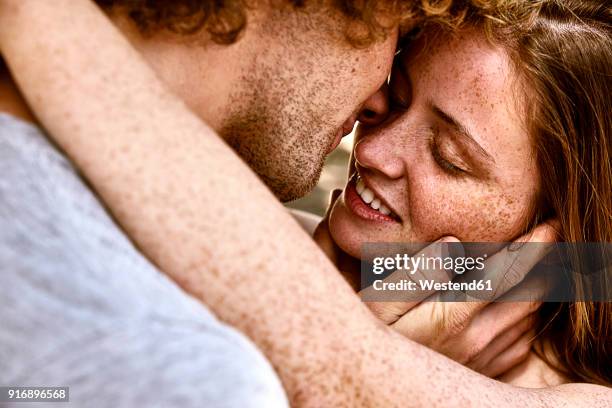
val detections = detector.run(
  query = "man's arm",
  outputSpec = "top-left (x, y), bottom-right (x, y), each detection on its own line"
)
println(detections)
top-left (0, 0), bottom-right (609, 406)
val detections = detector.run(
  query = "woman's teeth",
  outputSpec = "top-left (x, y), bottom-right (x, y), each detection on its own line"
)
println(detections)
top-left (356, 178), bottom-right (392, 216)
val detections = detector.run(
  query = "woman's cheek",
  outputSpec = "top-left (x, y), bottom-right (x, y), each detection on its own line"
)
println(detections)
top-left (404, 182), bottom-right (527, 242)
top-left (398, 182), bottom-right (463, 241)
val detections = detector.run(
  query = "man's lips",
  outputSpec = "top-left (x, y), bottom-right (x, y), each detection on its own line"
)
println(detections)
top-left (327, 116), bottom-right (357, 154)
top-left (328, 128), bottom-right (345, 154)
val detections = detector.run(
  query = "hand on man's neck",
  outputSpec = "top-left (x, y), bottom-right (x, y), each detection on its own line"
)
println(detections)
top-left (0, 59), bottom-right (36, 123)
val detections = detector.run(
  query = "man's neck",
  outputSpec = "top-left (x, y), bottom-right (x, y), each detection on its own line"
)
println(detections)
top-left (0, 59), bottom-right (36, 124)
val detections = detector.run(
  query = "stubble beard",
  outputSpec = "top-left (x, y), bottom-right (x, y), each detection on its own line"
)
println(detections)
top-left (220, 95), bottom-right (333, 202)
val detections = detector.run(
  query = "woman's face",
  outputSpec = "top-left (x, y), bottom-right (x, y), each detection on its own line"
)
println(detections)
top-left (328, 29), bottom-right (540, 258)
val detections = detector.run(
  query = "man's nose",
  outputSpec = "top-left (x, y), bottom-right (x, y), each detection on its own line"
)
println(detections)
top-left (357, 83), bottom-right (390, 127)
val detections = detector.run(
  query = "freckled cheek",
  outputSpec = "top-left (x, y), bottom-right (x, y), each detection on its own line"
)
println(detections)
top-left (396, 181), bottom-right (460, 241)
top-left (400, 182), bottom-right (529, 242)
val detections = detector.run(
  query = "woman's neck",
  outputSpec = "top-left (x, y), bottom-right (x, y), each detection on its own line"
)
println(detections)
top-left (500, 338), bottom-right (572, 387)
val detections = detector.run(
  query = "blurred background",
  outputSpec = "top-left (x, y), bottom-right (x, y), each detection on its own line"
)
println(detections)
top-left (285, 131), bottom-right (355, 216)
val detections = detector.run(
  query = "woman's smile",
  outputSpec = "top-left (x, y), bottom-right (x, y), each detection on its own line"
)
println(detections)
top-left (344, 173), bottom-right (400, 223)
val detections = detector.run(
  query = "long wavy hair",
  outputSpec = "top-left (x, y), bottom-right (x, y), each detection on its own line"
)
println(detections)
top-left (463, 0), bottom-right (611, 385)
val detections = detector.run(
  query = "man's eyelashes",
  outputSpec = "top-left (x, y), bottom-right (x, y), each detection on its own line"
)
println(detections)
top-left (388, 57), bottom-right (412, 111)
top-left (389, 89), bottom-right (411, 110)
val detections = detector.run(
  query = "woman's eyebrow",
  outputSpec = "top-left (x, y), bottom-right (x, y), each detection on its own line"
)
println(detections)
top-left (430, 103), bottom-right (496, 165)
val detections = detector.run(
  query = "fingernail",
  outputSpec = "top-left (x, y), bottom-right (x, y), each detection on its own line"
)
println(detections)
top-left (437, 237), bottom-right (464, 260)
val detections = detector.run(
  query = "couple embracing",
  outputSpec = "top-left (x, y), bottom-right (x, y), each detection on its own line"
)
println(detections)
top-left (0, 0), bottom-right (610, 406)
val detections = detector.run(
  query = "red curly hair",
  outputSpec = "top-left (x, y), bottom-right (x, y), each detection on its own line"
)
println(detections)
top-left (95, 0), bottom-right (494, 46)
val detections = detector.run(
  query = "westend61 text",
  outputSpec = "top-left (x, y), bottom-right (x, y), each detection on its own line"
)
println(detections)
top-left (372, 279), bottom-right (494, 292)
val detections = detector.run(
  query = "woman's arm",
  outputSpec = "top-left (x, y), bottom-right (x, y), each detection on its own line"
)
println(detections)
top-left (1, 0), bottom-right (608, 406)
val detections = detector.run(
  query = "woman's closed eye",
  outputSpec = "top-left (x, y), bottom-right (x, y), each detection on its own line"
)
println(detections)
top-left (430, 135), bottom-right (470, 176)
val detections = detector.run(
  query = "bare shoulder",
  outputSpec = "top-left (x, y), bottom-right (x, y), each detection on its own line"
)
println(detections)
top-left (550, 383), bottom-right (612, 408)
top-left (501, 352), bottom-right (611, 407)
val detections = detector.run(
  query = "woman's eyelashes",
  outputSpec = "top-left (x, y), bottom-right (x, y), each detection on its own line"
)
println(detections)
top-left (430, 135), bottom-right (469, 176)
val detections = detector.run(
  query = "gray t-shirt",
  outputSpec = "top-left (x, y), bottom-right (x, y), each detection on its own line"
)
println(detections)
top-left (0, 113), bottom-right (287, 408)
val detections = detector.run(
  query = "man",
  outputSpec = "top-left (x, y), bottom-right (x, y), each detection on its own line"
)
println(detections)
top-left (0, 38), bottom-right (288, 408)
top-left (0, 0), bottom-right (586, 406)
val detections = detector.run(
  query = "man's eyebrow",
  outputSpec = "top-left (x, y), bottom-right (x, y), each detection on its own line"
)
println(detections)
top-left (431, 103), bottom-right (495, 165)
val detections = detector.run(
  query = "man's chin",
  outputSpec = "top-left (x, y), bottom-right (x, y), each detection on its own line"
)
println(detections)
top-left (269, 166), bottom-right (323, 203)
top-left (274, 177), bottom-right (320, 203)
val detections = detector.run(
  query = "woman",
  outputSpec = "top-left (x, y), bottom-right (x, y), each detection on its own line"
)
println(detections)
top-left (317, 0), bottom-right (611, 387)
top-left (1, 0), bottom-right (609, 405)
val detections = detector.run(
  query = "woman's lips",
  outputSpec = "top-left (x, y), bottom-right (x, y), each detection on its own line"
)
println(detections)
top-left (345, 177), bottom-right (398, 223)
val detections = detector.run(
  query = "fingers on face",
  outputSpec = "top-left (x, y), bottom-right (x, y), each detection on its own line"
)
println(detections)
top-left (451, 299), bottom-right (538, 366)
top-left (472, 239), bottom-right (554, 301)
top-left (468, 300), bottom-right (541, 338)
top-left (525, 220), bottom-right (561, 243)
top-left (389, 301), bottom-right (443, 345)
top-left (403, 237), bottom-right (463, 301)
top-left (361, 237), bottom-right (462, 318)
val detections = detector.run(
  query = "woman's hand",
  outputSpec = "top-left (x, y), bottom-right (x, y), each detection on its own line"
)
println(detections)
top-left (363, 222), bottom-right (557, 377)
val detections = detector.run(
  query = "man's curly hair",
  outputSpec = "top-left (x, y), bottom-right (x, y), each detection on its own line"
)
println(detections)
top-left (95, 0), bottom-right (498, 47)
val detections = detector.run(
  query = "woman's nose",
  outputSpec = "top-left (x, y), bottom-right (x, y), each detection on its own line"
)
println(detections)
top-left (354, 129), bottom-right (404, 180)
top-left (357, 83), bottom-right (390, 126)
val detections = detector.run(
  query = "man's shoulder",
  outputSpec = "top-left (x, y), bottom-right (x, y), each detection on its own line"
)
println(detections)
top-left (0, 114), bottom-right (288, 407)
top-left (0, 112), bottom-right (193, 317)
top-left (0, 112), bottom-right (129, 257)
top-left (0, 112), bottom-right (71, 173)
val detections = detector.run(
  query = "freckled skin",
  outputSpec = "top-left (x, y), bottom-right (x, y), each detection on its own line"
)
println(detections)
top-left (117, 6), bottom-right (398, 203)
top-left (198, 9), bottom-right (397, 202)
top-left (330, 29), bottom-right (540, 258)
top-left (4, 1), bottom-right (611, 406)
